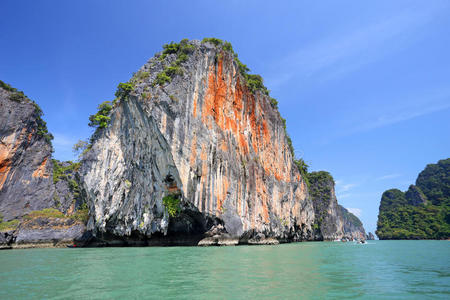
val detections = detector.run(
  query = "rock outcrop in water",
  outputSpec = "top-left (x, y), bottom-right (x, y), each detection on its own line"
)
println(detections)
top-left (308, 171), bottom-right (366, 241)
top-left (308, 171), bottom-right (344, 240)
top-left (80, 39), bottom-right (315, 245)
top-left (376, 158), bottom-right (450, 240)
top-left (0, 81), bottom-right (55, 221)
top-left (1, 39), bottom-right (369, 248)
top-left (0, 81), bottom-right (87, 249)
top-left (339, 205), bottom-right (366, 240)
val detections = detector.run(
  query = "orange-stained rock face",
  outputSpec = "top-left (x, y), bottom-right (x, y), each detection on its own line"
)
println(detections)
top-left (0, 87), bottom-right (55, 221)
top-left (0, 128), bottom-right (29, 190)
top-left (82, 41), bottom-right (317, 242)
top-left (32, 157), bottom-right (50, 178)
top-left (139, 44), bottom-right (315, 239)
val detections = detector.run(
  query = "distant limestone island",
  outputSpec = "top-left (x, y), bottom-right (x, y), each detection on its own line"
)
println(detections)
top-left (376, 158), bottom-right (450, 240)
top-left (1, 39), bottom-right (369, 249)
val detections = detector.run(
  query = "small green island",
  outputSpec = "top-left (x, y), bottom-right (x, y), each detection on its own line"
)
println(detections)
top-left (376, 158), bottom-right (450, 239)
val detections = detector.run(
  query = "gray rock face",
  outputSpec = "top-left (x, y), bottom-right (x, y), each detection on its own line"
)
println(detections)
top-left (52, 160), bottom-right (83, 214)
top-left (339, 205), bottom-right (366, 240)
top-left (366, 232), bottom-right (375, 240)
top-left (14, 217), bottom-right (85, 245)
top-left (307, 170), bottom-right (365, 241)
top-left (0, 81), bottom-right (86, 248)
top-left (405, 184), bottom-right (428, 206)
top-left (81, 40), bottom-right (315, 243)
top-left (0, 85), bottom-right (55, 221)
top-left (308, 171), bottom-right (344, 240)
top-left (80, 95), bottom-right (187, 240)
top-left (1, 217), bottom-right (85, 248)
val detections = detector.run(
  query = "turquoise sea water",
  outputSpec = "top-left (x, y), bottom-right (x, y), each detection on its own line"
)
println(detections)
top-left (0, 241), bottom-right (449, 299)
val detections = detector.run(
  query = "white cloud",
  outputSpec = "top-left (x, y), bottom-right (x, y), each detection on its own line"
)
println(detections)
top-left (376, 173), bottom-right (401, 181)
top-left (335, 180), bottom-right (356, 194)
top-left (337, 193), bottom-right (351, 200)
top-left (335, 180), bottom-right (357, 200)
top-left (347, 208), bottom-right (362, 217)
top-left (340, 183), bottom-right (356, 192)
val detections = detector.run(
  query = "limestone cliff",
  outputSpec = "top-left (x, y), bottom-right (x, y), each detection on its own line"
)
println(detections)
top-left (81, 39), bottom-right (315, 245)
top-left (308, 170), bottom-right (366, 240)
top-left (339, 205), bottom-right (366, 240)
top-left (0, 39), bottom-right (369, 248)
top-left (308, 171), bottom-right (344, 240)
top-left (0, 81), bottom-right (55, 221)
top-left (0, 81), bottom-right (86, 249)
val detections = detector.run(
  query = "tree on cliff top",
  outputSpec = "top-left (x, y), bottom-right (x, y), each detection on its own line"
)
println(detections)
top-left (88, 101), bottom-right (112, 129)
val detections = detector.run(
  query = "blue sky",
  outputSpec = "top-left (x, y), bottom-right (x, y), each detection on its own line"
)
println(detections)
top-left (1, 0), bottom-right (449, 235)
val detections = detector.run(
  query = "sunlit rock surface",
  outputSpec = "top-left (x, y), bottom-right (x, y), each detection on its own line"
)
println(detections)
top-left (81, 40), bottom-right (315, 244)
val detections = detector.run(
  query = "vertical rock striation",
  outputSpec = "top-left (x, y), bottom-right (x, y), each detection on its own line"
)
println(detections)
top-left (0, 82), bottom-right (55, 221)
top-left (1, 40), bottom-right (369, 247)
top-left (81, 39), bottom-right (315, 244)
top-left (0, 81), bottom-right (86, 249)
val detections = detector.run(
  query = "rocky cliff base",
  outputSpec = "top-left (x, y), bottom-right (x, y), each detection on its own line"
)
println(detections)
top-left (1, 215), bottom-right (85, 249)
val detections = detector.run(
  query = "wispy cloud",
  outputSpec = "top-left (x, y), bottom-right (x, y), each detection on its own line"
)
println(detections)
top-left (376, 173), bottom-right (401, 181)
top-left (347, 208), bottom-right (362, 217)
top-left (336, 180), bottom-right (356, 193)
top-left (266, 3), bottom-right (446, 89)
top-left (335, 180), bottom-right (357, 200)
top-left (311, 85), bottom-right (450, 146)
top-left (53, 133), bottom-right (77, 161)
top-left (337, 193), bottom-right (351, 200)
top-left (349, 94), bottom-right (450, 133)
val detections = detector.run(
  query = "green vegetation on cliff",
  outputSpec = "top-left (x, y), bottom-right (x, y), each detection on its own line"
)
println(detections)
top-left (376, 158), bottom-right (450, 239)
top-left (201, 37), bottom-right (269, 96)
top-left (308, 171), bottom-right (334, 228)
top-left (162, 195), bottom-right (181, 217)
top-left (153, 39), bottom-right (195, 86)
top-left (88, 101), bottom-right (113, 129)
top-left (52, 160), bottom-right (80, 184)
top-left (308, 171), bottom-right (333, 202)
top-left (115, 82), bottom-right (134, 99)
top-left (0, 213), bottom-right (20, 231)
top-left (294, 158), bottom-right (309, 183)
top-left (22, 207), bottom-right (89, 223)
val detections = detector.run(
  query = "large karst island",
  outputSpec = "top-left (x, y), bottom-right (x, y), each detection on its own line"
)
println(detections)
top-left (0, 39), bottom-right (368, 248)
